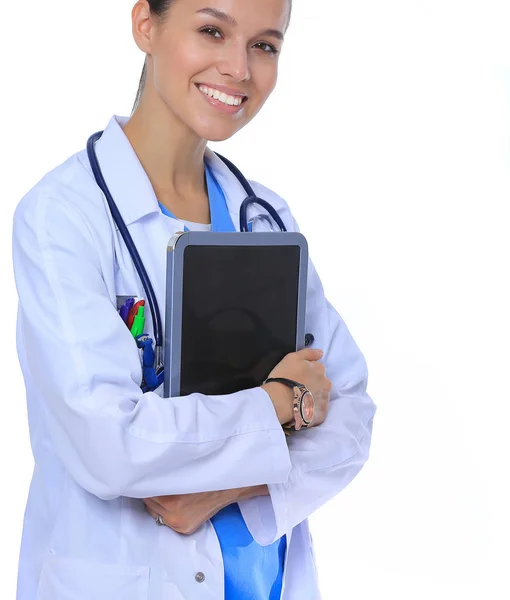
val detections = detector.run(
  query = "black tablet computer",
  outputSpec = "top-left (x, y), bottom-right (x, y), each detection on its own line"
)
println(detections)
top-left (164, 231), bottom-right (308, 398)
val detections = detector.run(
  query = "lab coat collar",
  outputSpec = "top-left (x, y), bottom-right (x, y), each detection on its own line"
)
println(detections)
top-left (94, 115), bottom-right (159, 226)
top-left (93, 115), bottom-right (252, 230)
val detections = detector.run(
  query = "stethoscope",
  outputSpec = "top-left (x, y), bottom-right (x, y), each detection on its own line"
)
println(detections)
top-left (86, 130), bottom-right (289, 387)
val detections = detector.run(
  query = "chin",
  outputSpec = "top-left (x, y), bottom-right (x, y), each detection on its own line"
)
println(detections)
top-left (194, 123), bottom-right (241, 143)
top-left (205, 132), bottom-right (236, 142)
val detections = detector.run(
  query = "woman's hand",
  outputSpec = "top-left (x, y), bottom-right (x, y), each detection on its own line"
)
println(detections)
top-left (262, 348), bottom-right (332, 428)
top-left (142, 492), bottom-right (228, 535)
top-left (142, 485), bottom-right (269, 535)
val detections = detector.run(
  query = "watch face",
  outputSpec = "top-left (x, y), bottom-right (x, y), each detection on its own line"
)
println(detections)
top-left (300, 391), bottom-right (314, 423)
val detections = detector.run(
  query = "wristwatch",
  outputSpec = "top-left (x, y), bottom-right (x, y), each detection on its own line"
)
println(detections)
top-left (263, 377), bottom-right (315, 432)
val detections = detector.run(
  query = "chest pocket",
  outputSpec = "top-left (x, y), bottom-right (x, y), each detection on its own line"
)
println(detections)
top-left (102, 215), bottom-right (159, 389)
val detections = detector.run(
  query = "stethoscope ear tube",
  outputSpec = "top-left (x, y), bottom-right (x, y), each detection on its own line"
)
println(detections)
top-left (86, 132), bottom-right (163, 351)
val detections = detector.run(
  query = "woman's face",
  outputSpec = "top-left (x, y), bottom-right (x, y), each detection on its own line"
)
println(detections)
top-left (135, 0), bottom-right (290, 141)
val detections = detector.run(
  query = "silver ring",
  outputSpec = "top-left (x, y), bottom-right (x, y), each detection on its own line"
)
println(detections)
top-left (155, 514), bottom-right (165, 526)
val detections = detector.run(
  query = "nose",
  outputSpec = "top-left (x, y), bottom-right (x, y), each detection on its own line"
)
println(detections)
top-left (216, 43), bottom-right (250, 82)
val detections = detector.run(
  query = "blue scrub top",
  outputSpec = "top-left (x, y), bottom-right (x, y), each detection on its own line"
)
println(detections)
top-left (158, 161), bottom-right (287, 599)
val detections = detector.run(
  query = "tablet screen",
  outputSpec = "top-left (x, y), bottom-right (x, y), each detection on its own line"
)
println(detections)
top-left (180, 245), bottom-right (300, 396)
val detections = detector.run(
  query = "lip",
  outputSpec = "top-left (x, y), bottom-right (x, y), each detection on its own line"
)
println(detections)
top-left (196, 84), bottom-right (246, 115)
top-left (195, 82), bottom-right (248, 98)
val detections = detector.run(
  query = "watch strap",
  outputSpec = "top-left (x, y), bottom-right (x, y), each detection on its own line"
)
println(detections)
top-left (263, 377), bottom-right (310, 433)
top-left (263, 377), bottom-right (304, 389)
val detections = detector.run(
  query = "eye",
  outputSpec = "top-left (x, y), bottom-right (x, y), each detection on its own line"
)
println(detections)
top-left (199, 26), bottom-right (223, 39)
top-left (253, 42), bottom-right (279, 55)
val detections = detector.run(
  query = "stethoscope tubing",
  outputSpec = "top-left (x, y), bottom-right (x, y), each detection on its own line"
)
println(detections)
top-left (86, 131), bottom-right (287, 368)
top-left (87, 131), bottom-right (164, 354)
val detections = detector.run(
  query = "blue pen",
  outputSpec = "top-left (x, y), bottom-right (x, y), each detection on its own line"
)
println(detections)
top-left (119, 297), bottom-right (135, 324)
top-left (119, 304), bottom-right (129, 323)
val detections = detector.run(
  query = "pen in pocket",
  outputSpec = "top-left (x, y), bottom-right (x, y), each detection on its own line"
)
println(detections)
top-left (119, 297), bottom-right (135, 324)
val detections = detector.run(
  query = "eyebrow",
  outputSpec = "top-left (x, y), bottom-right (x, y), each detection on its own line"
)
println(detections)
top-left (196, 7), bottom-right (285, 41)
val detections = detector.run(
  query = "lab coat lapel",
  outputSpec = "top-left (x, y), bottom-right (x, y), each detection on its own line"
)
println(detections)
top-left (94, 115), bottom-right (161, 226)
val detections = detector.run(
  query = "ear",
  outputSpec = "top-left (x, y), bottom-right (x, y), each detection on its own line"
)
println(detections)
top-left (131, 0), bottom-right (156, 55)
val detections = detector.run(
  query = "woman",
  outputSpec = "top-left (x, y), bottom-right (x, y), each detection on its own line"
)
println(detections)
top-left (12, 0), bottom-right (376, 598)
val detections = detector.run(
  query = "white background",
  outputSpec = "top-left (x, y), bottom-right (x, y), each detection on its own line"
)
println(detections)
top-left (1, 0), bottom-right (509, 597)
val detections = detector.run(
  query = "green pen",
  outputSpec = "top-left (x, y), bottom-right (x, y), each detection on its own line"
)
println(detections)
top-left (130, 305), bottom-right (145, 338)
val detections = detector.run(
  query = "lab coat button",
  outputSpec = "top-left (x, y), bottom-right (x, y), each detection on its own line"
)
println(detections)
top-left (195, 572), bottom-right (205, 583)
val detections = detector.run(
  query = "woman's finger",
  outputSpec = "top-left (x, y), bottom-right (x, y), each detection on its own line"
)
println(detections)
top-left (143, 502), bottom-right (168, 526)
top-left (143, 497), bottom-right (163, 513)
top-left (144, 504), bottom-right (158, 520)
top-left (143, 498), bottom-right (165, 520)
top-left (295, 348), bottom-right (324, 361)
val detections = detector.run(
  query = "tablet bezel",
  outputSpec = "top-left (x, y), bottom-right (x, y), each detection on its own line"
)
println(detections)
top-left (164, 231), bottom-right (308, 398)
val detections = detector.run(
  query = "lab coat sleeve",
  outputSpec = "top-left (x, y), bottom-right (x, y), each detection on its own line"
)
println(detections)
top-left (238, 187), bottom-right (377, 545)
top-left (12, 193), bottom-right (292, 501)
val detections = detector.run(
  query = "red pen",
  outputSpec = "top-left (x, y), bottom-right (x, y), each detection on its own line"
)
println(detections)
top-left (126, 299), bottom-right (145, 330)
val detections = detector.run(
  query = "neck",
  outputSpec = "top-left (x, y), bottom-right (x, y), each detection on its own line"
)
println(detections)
top-left (122, 94), bottom-right (208, 201)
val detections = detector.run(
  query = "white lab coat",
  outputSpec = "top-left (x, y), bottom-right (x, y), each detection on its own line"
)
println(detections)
top-left (12, 115), bottom-right (376, 600)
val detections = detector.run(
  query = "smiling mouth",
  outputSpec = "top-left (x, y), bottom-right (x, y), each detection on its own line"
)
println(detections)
top-left (196, 84), bottom-right (248, 107)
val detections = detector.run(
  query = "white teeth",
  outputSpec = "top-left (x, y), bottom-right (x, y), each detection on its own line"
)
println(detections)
top-left (198, 85), bottom-right (244, 107)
